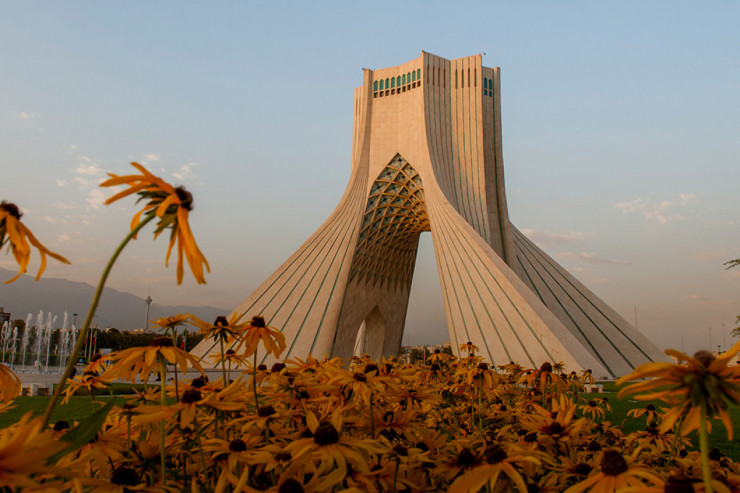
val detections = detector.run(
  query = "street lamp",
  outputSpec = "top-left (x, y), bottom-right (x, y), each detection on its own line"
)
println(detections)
top-left (144, 296), bottom-right (153, 331)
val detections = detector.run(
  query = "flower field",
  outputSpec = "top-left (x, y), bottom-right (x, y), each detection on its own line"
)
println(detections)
top-left (1, 326), bottom-right (740, 492)
top-left (3, 162), bottom-right (740, 491)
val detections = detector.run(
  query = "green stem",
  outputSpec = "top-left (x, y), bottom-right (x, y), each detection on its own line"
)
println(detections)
top-left (369, 391), bottom-right (375, 439)
top-left (252, 351), bottom-right (260, 410)
top-left (160, 359), bottom-right (167, 486)
top-left (171, 328), bottom-right (180, 402)
top-left (392, 459), bottom-right (399, 493)
top-left (219, 338), bottom-right (227, 385)
top-left (42, 214), bottom-right (155, 428)
top-left (699, 404), bottom-right (713, 493)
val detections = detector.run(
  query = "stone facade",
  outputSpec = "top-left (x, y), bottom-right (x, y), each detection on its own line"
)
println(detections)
top-left (192, 52), bottom-right (666, 377)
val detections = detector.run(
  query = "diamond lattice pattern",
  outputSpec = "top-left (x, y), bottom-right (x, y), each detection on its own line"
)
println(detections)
top-left (349, 155), bottom-right (430, 288)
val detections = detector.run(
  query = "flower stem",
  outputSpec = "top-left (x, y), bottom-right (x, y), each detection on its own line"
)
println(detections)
top-left (699, 404), bottom-right (713, 493)
top-left (42, 214), bottom-right (155, 428)
top-left (252, 351), bottom-right (260, 410)
top-left (219, 338), bottom-right (227, 386)
top-left (160, 359), bottom-right (167, 486)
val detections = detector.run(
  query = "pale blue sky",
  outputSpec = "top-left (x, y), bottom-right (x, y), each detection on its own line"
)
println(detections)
top-left (1, 2), bottom-right (738, 353)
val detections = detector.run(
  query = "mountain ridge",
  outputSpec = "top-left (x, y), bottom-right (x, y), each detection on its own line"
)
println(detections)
top-left (0, 267), bottom-right (230, 330)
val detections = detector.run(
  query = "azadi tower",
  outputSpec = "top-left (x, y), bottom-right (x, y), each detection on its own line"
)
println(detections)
top-left (193, 52), bottom-right (664, 377)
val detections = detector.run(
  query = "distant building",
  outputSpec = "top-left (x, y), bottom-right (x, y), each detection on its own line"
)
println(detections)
top-left (0, 307), bottom-right (10, 326)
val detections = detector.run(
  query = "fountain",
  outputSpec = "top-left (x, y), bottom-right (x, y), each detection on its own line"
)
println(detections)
top-left (0, 310), bottom-right (78, 374)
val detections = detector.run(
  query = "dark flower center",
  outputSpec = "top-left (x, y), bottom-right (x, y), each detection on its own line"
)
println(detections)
top-left (0, 201), bottom-right (21, 219)
top-left (364, 363), bottom-right (378, 374)
top-left (257, 364), bottom-right (268, 371)
top-left (91, 353), bottom-right (102, 362)
top-left (587, 440), bottom-right (602, 452)
top-left (664, 475), bottom-right (695, 493)
top-left (588, 400), bottom-right (597, 407)
top-left (225, 349), bottom-right (235, 355)
top-left (693, 350), bottom-right (715, 367)
top-left (111, 466), bottom-right (140, 486)
top-left (393, 444), bottom-right (408, 456)
top-left (540, 362), bottom-right (553, 372)
top-left (574, 463), bottom-right (592, 476)
top-left (228, 439), bottom-right (247, 452)
top-left (151, 337), bottom-right (173, 347)
top-left (313, 421), bottom-right (340, 445)
top-left (353, 372), bottom-right (367, 382)
top-left (271, 363), bottom-right (286, 373)
top-left (485, 445), bottom-right (507, 464)
top-left (275, 452), bottom-right (292, 462)
top-left (600, 450), bottom-right (628, 476)
top-left (524, 432), bottom-right (538, 442)
top-left (477, 362), bottom-right (489, 370)
top-left (214, 316), bottom-right (229, 327)
top-left (646, 404), bottom-right (656, 411)
top-left (174, 186), bottom-right (193, 211)
top-left (53, 420), bottom-right (70, 431)
top-left (258, 405), bottom-right (276, 417)
top-left (456, 448), bottom-right (477, 467)
top-left (548, 422), bottom-right (564, 435)
top-left (709, 448), bottom-right (722, 461)
top-left (526, 484), bottom-right (540, 493)
top-left (191, 376), bottom-right (207, 388)
top-left (278, 478), bottom-right (304, 493)
top-left (430, 363), bottom-right (441, 371)
top-left (251, 316), bottom-right (266, 328)
top-left (181, 389), bottom-right (202, 404)
top-left (383, 411), bottom-right (394, 423)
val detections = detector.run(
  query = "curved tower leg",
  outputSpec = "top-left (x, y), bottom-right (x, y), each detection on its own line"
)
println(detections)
top-left (192, 52), bottom-right (665, 375)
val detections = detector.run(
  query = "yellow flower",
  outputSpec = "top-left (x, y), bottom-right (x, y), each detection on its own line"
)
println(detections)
top-left (100, 162), bottom-right (209, 284)
top-left (236, 315), bottom-right (286, 358)
top-left (0, 201), bottom-right (69, 283)
top-left (447, 443), bottom-right (540, 493)
top-left (617, 341), bottom-right (740, 439)
top-left (0, 413), bottom-right (69, 488)
top-left (564, 449), bottom-right (661, 493)
top-left (0, 363), bottom-right (21, 413)
top-left (149, 313), bottom-right (192, 332)
top-left (103, 337), bottom-right (204, 383)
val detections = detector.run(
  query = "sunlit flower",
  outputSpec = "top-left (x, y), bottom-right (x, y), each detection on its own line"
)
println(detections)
top-left (236, 315), bottom-right (286, 358)
top-left (0, 201), bottom-right (70, 283)
top-left (103, 336), bottom-right (204, 383)
top-left (0, 413), bottom-right (69, 488)
top-left (100, 162), bottom-right (209, 284)
top-left (617, 341), bottom-right (740, 438)
top-left (62, 370), bottom-right (116, 404)
top-left (149, 313), bottom-right (192, 333)
top-left (0, 364), bottom-right (21, 412)
top-left (564, 449), bottom-right (661, 492)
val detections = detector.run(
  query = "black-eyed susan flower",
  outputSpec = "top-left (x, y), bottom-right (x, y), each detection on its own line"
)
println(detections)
top-left (447, 443), bottom-right (540, 493)
top-left (100, 162), bottom-right (209, 284)
top-left (564, 449), bottom-right (661, 493)
top-left (0, 363), bottom-right (20, 413)
top-left (237, 315), bottom-right (286, 359)
top-left (103, 337), bottom-right (204, 383)
top-left (0, 200), bottom-right (69, 283)
top-left (618, 341), bottom-right (740, 439)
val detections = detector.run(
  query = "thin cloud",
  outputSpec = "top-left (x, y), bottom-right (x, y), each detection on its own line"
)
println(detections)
top-left (680, 192), bottom-right (697, 205)
top-left (559, 251), bottom-right (630, 266)
top-left (690, 249), bottom-right (729, 263)
top-left (520, 229), bottom-right (595, 247)
top-left (614, 195), bottom-right (683, 225)
top-left (86, 189), bottom-right (108, 210)
top-left (172, 162), bottom-right (198, 181)
top-left (75, 162), bottom-right (103, 176)
top-left (142, 153), bottom-right (160, 163)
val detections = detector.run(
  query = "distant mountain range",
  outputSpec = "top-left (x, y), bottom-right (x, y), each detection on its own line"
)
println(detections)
top-left (0, 267), bottom-right (230, 330)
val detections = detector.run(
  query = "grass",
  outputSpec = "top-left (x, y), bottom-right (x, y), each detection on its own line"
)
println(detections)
top-left (584, 387), bottom-right (740, 461)
top-left (0, 395), bottom-right (124, 428)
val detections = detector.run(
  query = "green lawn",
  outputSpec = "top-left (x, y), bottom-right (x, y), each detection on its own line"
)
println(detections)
top-left (584, 386), bottom-right (740, 461)
top-left (0, 395), bottom-right (124, 428)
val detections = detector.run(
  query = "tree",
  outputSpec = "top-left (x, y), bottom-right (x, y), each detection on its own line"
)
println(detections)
top-left (732, 316), bottom-right (740, 339)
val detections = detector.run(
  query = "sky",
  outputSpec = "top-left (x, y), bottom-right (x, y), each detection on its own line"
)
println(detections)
top-left (1, 2), bottom-right (738, 354)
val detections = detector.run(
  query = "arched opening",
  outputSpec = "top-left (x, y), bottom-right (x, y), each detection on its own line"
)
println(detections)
top-left (353, 306), bottom-right (386, 359)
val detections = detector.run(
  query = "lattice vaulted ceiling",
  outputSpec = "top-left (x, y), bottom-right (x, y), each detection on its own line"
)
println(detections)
top-left (349, 154), bottom-right (430, 288)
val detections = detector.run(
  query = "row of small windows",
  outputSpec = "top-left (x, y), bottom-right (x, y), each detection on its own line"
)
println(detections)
top-left (483, 77), bottom-right (493, 97)
top-left (373, 68), bottom-right (421, 92)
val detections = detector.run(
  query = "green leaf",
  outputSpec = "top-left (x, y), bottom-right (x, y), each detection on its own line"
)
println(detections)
top-left (48, 398), bottom-right (117, 463)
